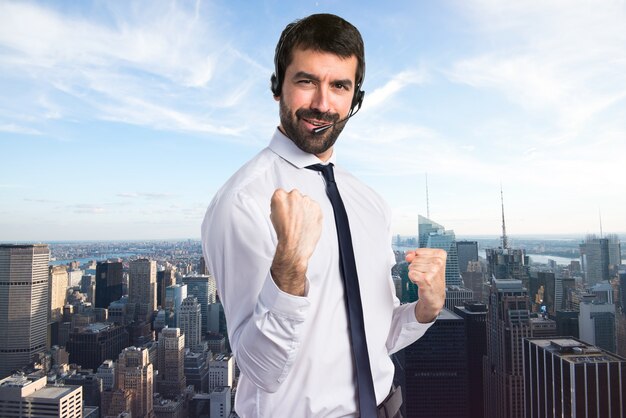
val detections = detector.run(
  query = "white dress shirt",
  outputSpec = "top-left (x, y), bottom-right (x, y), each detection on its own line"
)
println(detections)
top-left (201, 129), bottom-right (433, 417)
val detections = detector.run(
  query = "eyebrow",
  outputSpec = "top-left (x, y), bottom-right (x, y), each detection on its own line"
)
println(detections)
top-left (292, 71), bottom-right (354, 89)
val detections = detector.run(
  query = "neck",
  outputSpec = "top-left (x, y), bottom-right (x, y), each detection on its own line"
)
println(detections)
top-left (315, 148), bottom-right (333, 162)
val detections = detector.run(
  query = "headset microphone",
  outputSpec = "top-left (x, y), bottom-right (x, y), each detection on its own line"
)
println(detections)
top-left (311, 93), bottom-right (364, 134)
top-left (312, 112), bottom-right (356, 134)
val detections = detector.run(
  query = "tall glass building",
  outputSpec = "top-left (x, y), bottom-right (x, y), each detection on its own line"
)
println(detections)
top-left (182, 275), bottom-right (217, 334)
top-left (418, 215), bottom-right (461, 286)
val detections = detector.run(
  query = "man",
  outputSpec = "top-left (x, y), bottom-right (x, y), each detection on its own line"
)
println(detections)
top-left (201, 13), bottom-right (446, 417)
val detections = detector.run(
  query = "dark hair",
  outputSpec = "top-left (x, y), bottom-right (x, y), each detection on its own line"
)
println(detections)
top-left (270, 13), bottom-right (365, 101)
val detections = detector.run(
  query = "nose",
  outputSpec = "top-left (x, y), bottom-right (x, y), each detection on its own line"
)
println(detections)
top-left (309, 85), bottom-right (330, 113)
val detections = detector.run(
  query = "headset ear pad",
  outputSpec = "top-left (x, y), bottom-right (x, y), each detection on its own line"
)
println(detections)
top-left (352, 88), bottom-right (364, 111)
top-left (270, 73), bottom-right (280, 97)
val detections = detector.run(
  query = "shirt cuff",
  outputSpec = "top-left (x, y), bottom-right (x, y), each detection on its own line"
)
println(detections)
top-left (259, 272), bottom-right (311, 321)
top-left (404, 301), bottom-right (436, 328)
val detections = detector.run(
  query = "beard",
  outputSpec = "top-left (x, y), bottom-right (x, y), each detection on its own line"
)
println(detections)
top-left (279, 98), bottom-right (348, 156)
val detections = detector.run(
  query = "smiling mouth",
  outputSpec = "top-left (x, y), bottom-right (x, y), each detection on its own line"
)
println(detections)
top-left (302, 118), bottom-right (329, 127)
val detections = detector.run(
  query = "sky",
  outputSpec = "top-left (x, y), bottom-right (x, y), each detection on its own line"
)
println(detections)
top-left (1, 0), bottom-right (625, 241)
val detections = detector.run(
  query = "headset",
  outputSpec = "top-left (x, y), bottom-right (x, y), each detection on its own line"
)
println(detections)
top-left (270, 19), bottom-right (365, 115)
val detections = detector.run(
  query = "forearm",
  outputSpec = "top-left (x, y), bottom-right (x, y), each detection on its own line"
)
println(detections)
top-left (414, 298), bottom-right (441, 323)
top-left (270, 241), bottom-right (308, 296)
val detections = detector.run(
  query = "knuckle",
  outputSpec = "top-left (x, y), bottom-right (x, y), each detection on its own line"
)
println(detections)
top-left (273, 188), bottom-right (286, 199)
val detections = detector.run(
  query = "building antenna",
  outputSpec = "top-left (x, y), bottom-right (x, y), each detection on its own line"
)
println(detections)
top-left (425, 172), bottom-right (430, 219)
top-left (500, 184), bottom-right (509, 249)
top-left (599, 208), bottom-right (603, 238)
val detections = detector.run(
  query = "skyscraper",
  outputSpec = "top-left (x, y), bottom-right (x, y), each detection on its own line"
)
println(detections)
top-left (156, 328), bottom-right (186, 399)
top-left (619, 268), bottom-right (626, 315)
top-left (580, 235), bottom-right (610, 286)
top-left (209, 386), bottom-right (232, 418)
top-left (49, 265), bottom-right (68, 323)
top-left (165, 284), bottom-right (187, 328)
top-left (444, 286), bottom-right (474, 311)
top-left (523, 337), bottom-right (626, 418)
top-left (129, 259), bottom-right (157, 321)
top-left (66, 322), bottom-right (129, 372)
top-left (463, 260), bottom-right (487, 303)
top-left (399, 308), bottom-right (468, 417)
top-left (80, 274), bottom-right (96, 304)
top-left (617, 268), bottom-right (626, 357)
top-left (0, 244), bottom-right (50, 377)
top-left (178, 296), bottom-right (202, 352)
top-left (63, 371), bottom-right (102, 408)
top-left (418, 215), bottom-right (461, 286)
top-left (157, 266), bottom-right (176, 309)
top-left (579, 294), bottom-right (616, 353)
top-left (96, 359), bottom-right (116, 390)
top-left (95, 261), bottom-right (123, 309)
top-left (483, 278), bottom-right (531, 418)
top-left (457, 240), bottom-right (479, 273)
top-left (486, 247), bottom-right (530, 286)
top-left (182, 275), bottom-right (217, 333)
top-left (116, 346), bottom-right (154, 418)
top-left (208, 353), bottom-right (234, 393)
top-left (607, 234), bottom-right (622, 274)
top-left (184, 350), bottom-right (210, 393)
top-left (454, 302), bottom-right (488, 418)
top-left (529, 272), bottom-right (556, 314)
top-left (207, 302), bottom-right (226, 336)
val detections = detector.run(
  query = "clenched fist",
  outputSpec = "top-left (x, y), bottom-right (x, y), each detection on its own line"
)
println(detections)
top-left (270, 188), bottom-right (323, 296)
top-left (405, 248), bottom-right (447, 323)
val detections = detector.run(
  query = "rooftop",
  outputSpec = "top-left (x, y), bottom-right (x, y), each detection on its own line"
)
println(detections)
top-left (437, 308), bottom-right (463, 321)
top-left (528, 337), bottom-right (626, 363)
top-left (26, 385), bottom-right (80, 401)
top-left (0, 375), bottom-right (33, 388)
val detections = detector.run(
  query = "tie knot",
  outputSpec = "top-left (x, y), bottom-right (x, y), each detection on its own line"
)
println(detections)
top-left (305, 163), bottom-right (335, 183)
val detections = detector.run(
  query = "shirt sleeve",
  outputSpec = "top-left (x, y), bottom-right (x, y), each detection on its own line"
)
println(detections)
top-left (386, 300), bottom-right (435, 354)
top-left (201, 189), bottom-right (310, 393)
top-left (380, 206), bottom-right (435, 354)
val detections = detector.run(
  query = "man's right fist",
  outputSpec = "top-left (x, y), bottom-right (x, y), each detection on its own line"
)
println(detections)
top-left (269, 188), bottom-right (323, 296)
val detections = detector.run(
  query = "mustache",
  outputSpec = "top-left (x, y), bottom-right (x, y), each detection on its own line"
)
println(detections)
top-left (295, 108), bottom-right (340, 123)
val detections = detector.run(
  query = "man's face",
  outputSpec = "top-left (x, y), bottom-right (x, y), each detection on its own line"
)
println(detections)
top-left (277, 48), bottom-right (358, 161)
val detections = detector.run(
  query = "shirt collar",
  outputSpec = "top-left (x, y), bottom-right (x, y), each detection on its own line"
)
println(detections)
top-left (268, 128), bottom-right (337, 169)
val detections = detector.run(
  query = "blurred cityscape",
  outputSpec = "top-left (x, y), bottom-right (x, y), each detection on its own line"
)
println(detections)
top-left (0, 215), bottom-right (624, 417)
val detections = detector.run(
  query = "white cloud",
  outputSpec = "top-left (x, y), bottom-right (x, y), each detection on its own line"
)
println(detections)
top-left (0, 123), bottom-right (42, 135)
top-left (364, 69), bottom-right (428, 110)
top-left (0, 1), bottom-right (270, 139)
top-left (71, 205), bottom-right (106, 214)
top-left (117, 192), bottom-right (175, 200)
top-left (446, 0), bottom-right (626, 143)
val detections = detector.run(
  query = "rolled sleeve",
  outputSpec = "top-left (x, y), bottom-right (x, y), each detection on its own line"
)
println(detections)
top-left (260, 271), bottom-right (310, 321)
top-left (386, 302), bottom-right (435, 354)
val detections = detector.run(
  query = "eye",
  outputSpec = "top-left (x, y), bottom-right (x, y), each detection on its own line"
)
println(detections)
top-left (333, 82), bottom-right (352, 93)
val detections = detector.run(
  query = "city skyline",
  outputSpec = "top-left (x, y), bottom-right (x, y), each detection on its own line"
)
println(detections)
top-left (1, 0), bottom-right (625, 241)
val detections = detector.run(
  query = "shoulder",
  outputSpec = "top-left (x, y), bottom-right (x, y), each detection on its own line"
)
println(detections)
top-left (201, 148), bottom-right (280, 238)
top-left (209, 147), bottom-right (286, 211)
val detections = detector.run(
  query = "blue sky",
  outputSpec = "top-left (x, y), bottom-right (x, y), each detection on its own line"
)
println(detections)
top-left (1, 0), bottom-right (625, 241)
